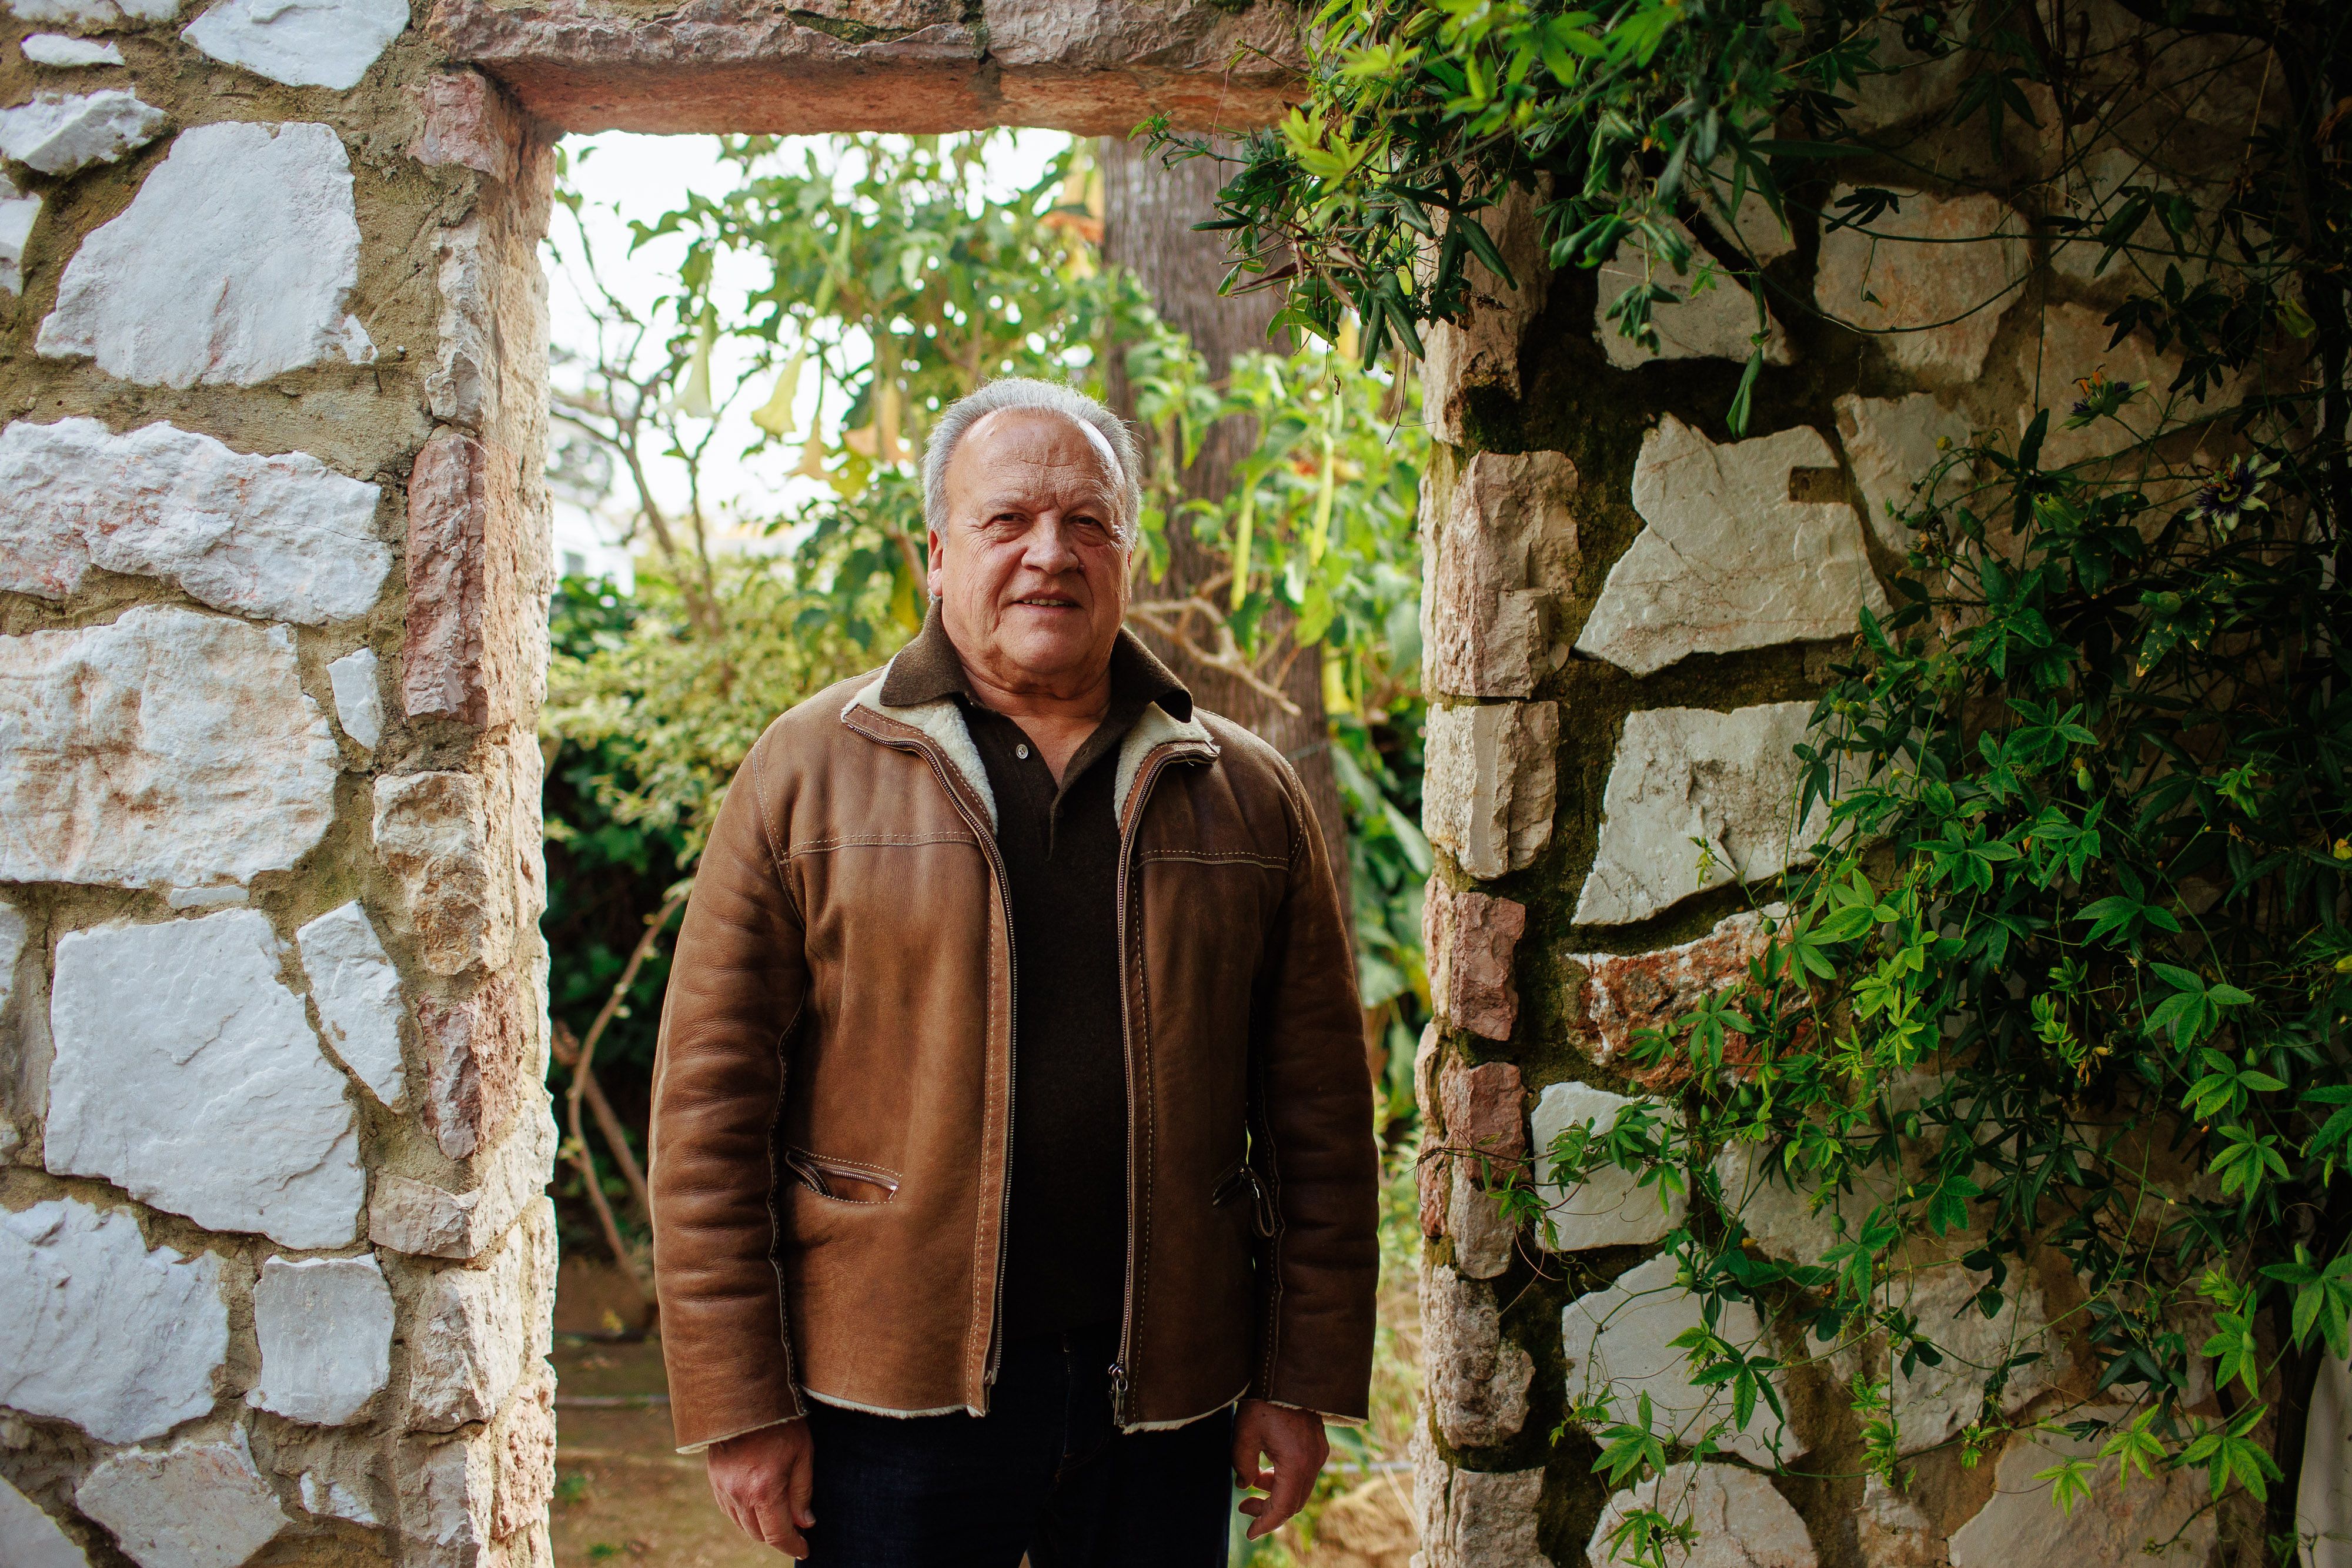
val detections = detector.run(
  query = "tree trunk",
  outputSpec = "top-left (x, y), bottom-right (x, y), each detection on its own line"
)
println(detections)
top-left (1097, 135), bottom-right (1357, 934)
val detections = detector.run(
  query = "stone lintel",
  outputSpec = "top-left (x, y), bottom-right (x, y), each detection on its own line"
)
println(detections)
top-left (427, 0), bottom-right (1303, 136)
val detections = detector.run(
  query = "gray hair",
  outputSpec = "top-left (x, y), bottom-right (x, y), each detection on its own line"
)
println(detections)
top-left (920, 377), bottom-right (1142, 547)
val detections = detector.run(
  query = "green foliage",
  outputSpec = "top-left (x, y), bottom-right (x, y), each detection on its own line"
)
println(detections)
top-left (542, 132), bottom-right (1441, 1268)
top-left (1169, 0), bottom-right (2352, 1542)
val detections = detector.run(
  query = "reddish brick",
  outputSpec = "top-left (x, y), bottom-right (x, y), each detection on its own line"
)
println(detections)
top-left (415, 971), bottom-right (534, 1162)
top-left (413, 70), bottom-right (525, 183)
top-left (1425, 880), bottom-right (1528, 1040)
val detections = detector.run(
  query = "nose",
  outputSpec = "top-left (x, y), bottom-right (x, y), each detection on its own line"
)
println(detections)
top-left (1020, 513), bottom-right (1083, 574)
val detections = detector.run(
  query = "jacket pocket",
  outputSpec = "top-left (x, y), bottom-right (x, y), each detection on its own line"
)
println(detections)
top-left (782, 1147), bottom-right (901, 1205)
top-left (1211, 1160), bottom-right (1277, 1239)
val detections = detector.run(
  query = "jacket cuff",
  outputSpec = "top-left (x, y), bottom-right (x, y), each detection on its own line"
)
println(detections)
top-left (673, 1411), bottom-right (807, 1456)
top-left (1245, 1395), bottom-right (1369, 1428)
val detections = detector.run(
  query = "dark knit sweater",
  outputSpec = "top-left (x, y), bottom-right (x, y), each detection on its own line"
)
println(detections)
top-left (879, 607), bottom-right (1191, 1336)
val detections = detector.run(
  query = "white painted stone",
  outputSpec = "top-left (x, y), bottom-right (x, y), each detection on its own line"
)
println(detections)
top-left (1947, 1412), bottom-right (2217, 1568)
top-left (1573, 703), bottom-right (1828, 927)
top-left (1561, 1253), bottom-right (1788, 1465)
top-left (1700, 174), bottom-right (1796, 264)
top-left (77, 1436), bottom-right (288, 1568)
top-left (1596, 225), bottom-right (1793, 369)
top-left (0, 90), bottom-right (162, 175)
top-left (405, 1199), bottom-right (557, 1432)
top-left (370, 1098), bottom-right (557, 1260)
top-left (182, 0), bottom-right (407, 90)
top-left (1424, 700), bottom-right (1558, 880)
top-left (1834, 393), bottom-right (1974, 554)
top-left (398, 1365), bottom-right (557, 1568)
top-left (328, 647), bottom-right (383, 749)
top-left (23, 32), bottom-right (125, 63)
top-left (0, 606), bottom-right (337, 889)
top-left (1854, 1476), bottom-right (1941, 1568)
top-left (298, 1470), bottom-right (377, 1527)
top-left (1424, 1259), bottom-right (1534, 1448)
top-left (0, 1198), bottom-right (226, 1443)
top-left (47, 910), bottom-right (363, 1248)
top-left (1852, 1265), bottom-right (2053, 1456)
top-left (38, 120), bottom-right (372, 389)
top-left (0, 1474), bottom-right (88, 1568)
top-left (0, 169), bottom-right (39, 295)
top-left (1532, 1082), bottom-right (1687, 1251)
top-left (6, 0), bottom-right (176, 25)
top-left (2016, 303), bottom-right (2228, 471)
top-left (2049, 148), bottom-right (2218, 307)
top-left (1409, 1422), bottom-right (1545, 1568)
top-left (1842, 26), bottom-right (1969, 135)
top-left (1711, 1139), bottom-right (1895, 1265)
top-left (1577, 416), bottom-right (1887, 677)
top-left (2300, 1352), bottom-right (2350, 1568)
top-left (297, 901), bottom-right (408, 1109)
top-left (1814, 189), bottom-right (2024, 385)
top-left (1588, 1462), bottom-right (1817, 1568)
top-left (248, 1255), bottom-right (392, 1425)
top-left (0, 418), bottom-right (386, 624)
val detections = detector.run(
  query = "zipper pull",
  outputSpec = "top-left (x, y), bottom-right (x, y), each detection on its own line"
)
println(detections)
top-left (1108, 1361), bottom-right (1130, 1412)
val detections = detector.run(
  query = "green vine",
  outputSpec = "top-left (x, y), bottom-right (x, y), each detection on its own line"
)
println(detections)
top-left (1167, 0), bottom-right (2352, 1557)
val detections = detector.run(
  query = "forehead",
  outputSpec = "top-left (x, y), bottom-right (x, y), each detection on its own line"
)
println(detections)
top-left (946, 407), bottom-right (1120, 503)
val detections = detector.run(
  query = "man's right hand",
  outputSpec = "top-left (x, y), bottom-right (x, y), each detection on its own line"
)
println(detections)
top-left (706, 1419), bottom-right (816, 1558)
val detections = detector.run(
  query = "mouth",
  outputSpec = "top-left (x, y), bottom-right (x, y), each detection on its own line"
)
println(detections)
top-left (1010, 596), bottom-right (1081, 611)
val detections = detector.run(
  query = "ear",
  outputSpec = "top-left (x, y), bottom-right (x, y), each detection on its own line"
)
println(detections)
top-left (926, 521), bottom-right (947, 600)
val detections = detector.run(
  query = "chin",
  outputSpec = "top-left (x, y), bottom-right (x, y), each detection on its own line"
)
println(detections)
top-left (998, 631), bottom-right (1099, 681)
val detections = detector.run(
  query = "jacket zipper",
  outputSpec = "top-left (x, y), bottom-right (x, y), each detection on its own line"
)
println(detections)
top-left (851, 719), bottom-right (1022, 1406)
top-left (1108, 740), bottom-right (1214, 1425)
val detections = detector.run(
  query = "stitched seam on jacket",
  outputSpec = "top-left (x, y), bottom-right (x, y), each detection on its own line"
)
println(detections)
top-left (1132, 849), bottom-right (1289, 870)
top-left (1255, 765), bottom-right (1314, 1393)
top-left (966, 838), bottom-right (1001, 1398)
top-left (747, 741), bottom-right (806, 930)
top-left (782, 1147), bottom-right (901, 1182)
top-left (788, 832), bottom-right (976, 855)
top-left (1129, 847), bottom-right (1155, 1403)
top-left (766, 995), bottom-right (807, 1403)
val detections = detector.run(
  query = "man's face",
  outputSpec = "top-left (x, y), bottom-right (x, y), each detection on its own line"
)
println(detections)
top-left (929, 407), bottom-right (1130, 693)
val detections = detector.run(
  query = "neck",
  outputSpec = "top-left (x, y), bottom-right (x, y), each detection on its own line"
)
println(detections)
top-left (956, 654), bottom-right (1113, 727)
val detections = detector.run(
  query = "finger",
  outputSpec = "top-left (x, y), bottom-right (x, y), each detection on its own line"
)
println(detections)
top-left (750, 1496), bottom-right (810, 1560)
top-left (1230, 1429), bottom-right (1268, 1490)
top-left (1248, 1453), bottom-right (1317, 1540)
top-left (787, 1442), bottom-right (817, 1531)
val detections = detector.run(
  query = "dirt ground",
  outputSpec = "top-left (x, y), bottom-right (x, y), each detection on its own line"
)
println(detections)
top-left (549, 1333), bottom-right (773, 1568)
top-left (546, 1183), bottom-right (1423, 1568)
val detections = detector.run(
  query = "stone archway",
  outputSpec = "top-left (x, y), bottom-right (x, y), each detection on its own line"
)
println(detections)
top-left (0, 6), bottom-right (1295, 1563)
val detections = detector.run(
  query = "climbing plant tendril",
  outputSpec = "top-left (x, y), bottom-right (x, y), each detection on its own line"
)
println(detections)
top-left (1164, 0), bottom-right (2352, 1558)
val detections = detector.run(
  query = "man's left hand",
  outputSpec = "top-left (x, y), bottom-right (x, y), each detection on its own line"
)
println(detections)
top-left (1231, 1398), bottom-right (1329, 1541)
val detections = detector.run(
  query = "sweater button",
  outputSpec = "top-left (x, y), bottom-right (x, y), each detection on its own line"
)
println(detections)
top-left (1015, 743), bottom-right (1030, 760)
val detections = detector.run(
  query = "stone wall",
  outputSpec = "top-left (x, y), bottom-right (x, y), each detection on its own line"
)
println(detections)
top-left (0, 1), bottom-right (564, 1562)
top-left (0, 2), bottom-right (1305, 1563)
top-left (1407, 8), bottom-right (2304, 1566)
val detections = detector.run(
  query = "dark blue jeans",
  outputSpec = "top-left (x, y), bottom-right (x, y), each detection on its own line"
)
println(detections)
top-left (800, 1327), bottom-right (1234, 1568)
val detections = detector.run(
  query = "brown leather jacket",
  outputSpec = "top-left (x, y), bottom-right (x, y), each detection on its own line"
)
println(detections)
top-left (649, 641), bottom-right (1378, 1450)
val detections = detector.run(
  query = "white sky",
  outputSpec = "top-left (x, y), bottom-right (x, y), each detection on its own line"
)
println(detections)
top-left (542, 130), bottom-right (1074, 587)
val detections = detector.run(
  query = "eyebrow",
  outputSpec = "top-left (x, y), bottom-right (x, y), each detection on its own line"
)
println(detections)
top-left (974, 493), bottom-right (1113, 516)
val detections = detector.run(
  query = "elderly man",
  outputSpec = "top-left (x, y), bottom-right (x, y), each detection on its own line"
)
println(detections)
top-left (649, 377), bottom-right (1378, 1567)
